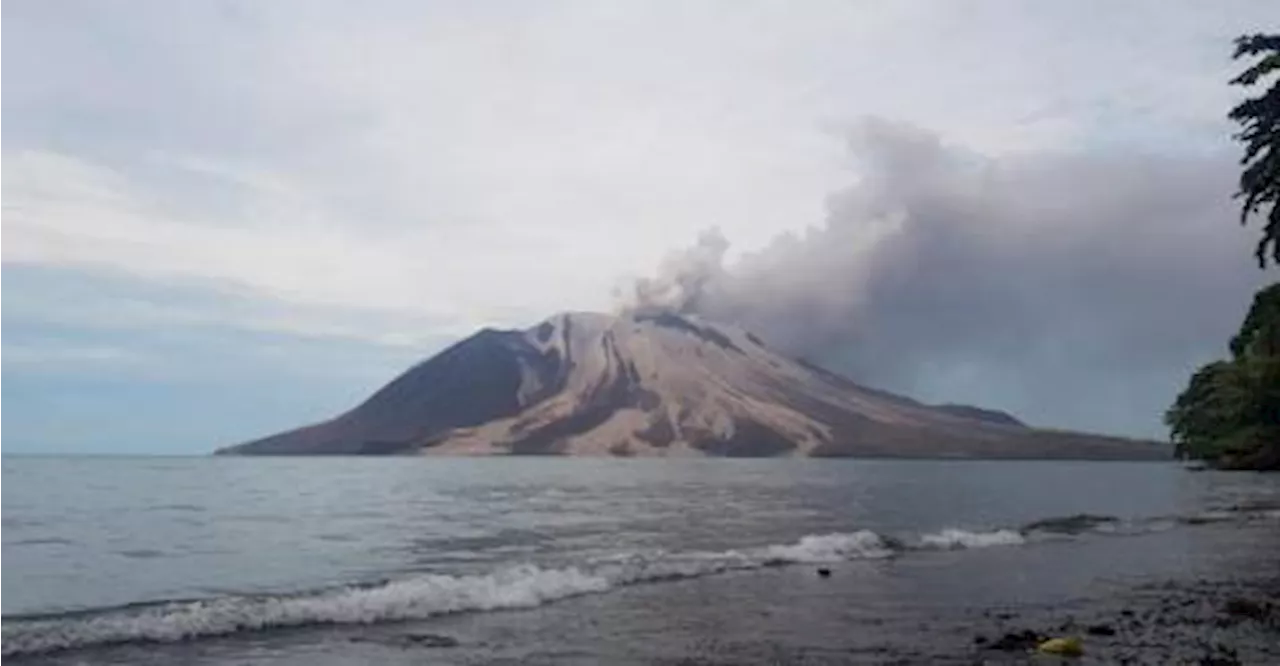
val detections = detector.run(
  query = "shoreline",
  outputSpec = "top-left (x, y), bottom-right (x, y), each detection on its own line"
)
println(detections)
top-left (6, 458), bottom-right (1276, 665)
top-left (10, 520), bottom-right (1278, 665)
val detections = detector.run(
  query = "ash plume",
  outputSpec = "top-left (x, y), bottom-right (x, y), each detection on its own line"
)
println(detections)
top-left (621, 227), bottom-right (729, 314)
top-left (626, 119), bottom-right (1271, 437)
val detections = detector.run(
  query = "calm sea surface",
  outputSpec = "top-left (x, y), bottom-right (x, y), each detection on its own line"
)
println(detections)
top-left (4, 457), bottom-right (1278, 663)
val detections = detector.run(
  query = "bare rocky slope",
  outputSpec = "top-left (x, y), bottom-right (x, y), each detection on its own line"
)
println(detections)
top-left (217, 311), bottom-right (1168, 459)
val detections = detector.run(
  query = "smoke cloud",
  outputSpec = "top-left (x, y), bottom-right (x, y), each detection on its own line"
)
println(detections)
top-left (624, 228), bottom-right (730, 314)
top-left (627, 119), bottom-right (1273, 437)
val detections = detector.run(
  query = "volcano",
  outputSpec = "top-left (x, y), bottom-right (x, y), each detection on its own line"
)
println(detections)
top-left (216, 311), bottom-right (1166, 458)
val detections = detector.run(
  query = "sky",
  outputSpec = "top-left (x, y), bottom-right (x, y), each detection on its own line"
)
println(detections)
top-left (3, 0), bottom-right (1277, 453)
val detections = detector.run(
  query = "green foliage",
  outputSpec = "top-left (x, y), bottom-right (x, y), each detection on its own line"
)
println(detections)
top-left (1166, 361), bottom-right (1247, 459)
top-left (1229, 34), bottom-right (1280, 267)
top-left (1166, 284), bottom-right (1280, 469)
top-left (1172, 36), bottom-right (1280, 470)
top-left (1230, 282), bottom-right (1280, 358)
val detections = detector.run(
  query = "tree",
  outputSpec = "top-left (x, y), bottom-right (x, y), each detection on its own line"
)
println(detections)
top-left (1170, 37), bottom-right (1280, 470)
top-left (1229, 34), bottom-right (1280, 267)
top-left (1165, 361), bottom-right (1249, 460)
top-left (1166, 283), bottom-right (1280, 469)
top-left (1230, 282), bottom-right (1280, 358)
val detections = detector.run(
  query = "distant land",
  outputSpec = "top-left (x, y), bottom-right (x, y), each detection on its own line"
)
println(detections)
top-left (217, 311), bottom-right (1168, 459)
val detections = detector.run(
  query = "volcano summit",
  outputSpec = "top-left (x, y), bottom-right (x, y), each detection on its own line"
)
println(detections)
top-left (217, 311), bottom-right (1165, 459)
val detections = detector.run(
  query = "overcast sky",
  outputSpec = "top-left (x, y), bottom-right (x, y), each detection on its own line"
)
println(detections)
top-left (4, 0), bottom-right (1277, 453)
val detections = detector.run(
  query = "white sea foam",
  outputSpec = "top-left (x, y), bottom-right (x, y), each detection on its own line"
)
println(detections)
top-left (0, 531), bottom-right (894, 657)
top-left (0, 522), bottom-right (1132, 656)
top-left (755, 530), bottom-right (893, 563)
top-left (918, 528), bottom-right (1026, 550)
top-left (1, 564), bottom-right (611, 656)
top-left (9, 503), bottom-right (1248, 658)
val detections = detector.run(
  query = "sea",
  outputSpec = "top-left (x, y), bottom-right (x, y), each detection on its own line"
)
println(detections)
top-left (3, 456), bottom-right (1279, 665)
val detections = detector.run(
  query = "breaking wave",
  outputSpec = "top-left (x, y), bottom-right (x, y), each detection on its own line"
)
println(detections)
top-left (0, 529), bottom-right (926, 657)
top-left (919, 528), bottom-right (1025, 549)
top-left (757, 531), bottom-right (895, 563)
top-left (2, 565), bottom-right (611, 657)
top-left (10, 506), bottom-right (1271, 658)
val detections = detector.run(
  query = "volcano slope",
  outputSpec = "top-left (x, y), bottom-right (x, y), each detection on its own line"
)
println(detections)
top-left (217, 311), bottom-right (1167, 459)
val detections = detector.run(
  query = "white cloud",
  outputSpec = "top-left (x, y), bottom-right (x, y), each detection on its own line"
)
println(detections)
top-left (2, 0), bottom-right (1274, 361)
top-left (6, 2), bottom-right (1267, 340)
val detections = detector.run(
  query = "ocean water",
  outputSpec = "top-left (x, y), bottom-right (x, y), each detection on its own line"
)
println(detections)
top-left (4, 457), bottom-right (1279, 664)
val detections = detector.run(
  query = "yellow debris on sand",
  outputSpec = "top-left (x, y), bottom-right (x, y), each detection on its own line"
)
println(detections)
top-left (1037, 636), bottom-right (1084, 656)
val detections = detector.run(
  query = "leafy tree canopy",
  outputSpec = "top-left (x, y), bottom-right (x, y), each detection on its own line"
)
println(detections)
top-left (1230, 34), bottom-right (1280, 267)
top-left (1167, 283), bottom-right (1280, 469)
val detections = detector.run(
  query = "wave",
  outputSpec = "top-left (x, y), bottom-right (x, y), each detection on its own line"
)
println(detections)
top-left (0, 529), bottom-right (910, 657)
top-left (1019, 513), bottom-right (1118, 535)
top-left (1, 565), bottom-right (612, 657)
top-left (1017, 505), bottom-right (1280, 539)
top-left (757, 531), bottom-right (895, 563)
top-left (919, 528), bottom-right (1025, 549)
top-left (11, 506), bottom-right (1273, 658)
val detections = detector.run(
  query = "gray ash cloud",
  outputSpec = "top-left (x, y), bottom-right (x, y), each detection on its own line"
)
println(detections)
top-left (624, 119), bottom-right (1272, 437)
